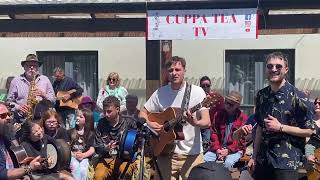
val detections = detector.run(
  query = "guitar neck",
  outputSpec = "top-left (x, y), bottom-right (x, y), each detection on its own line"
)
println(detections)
top-left (189, 103), bottom-right (202, 114)
top-left (175, 103), bottom-right (202, 124)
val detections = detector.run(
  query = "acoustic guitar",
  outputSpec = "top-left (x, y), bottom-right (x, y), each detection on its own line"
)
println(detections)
top-left (307, 148), bottom-right (320, 180)
top-left (149, 92), bottom-right (222, 156)
top-left (56, 89), bottom-right (82, 109)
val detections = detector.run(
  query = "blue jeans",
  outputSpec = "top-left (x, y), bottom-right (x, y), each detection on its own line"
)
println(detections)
top-left (204, 151), bottom-right (242, 169)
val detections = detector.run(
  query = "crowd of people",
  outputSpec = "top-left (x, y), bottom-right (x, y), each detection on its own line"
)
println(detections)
top-left (0, 52), bottom-right (319, 180)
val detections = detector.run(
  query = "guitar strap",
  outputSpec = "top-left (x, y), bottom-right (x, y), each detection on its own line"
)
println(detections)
top-left (174, 82), bottom-right (192, 134)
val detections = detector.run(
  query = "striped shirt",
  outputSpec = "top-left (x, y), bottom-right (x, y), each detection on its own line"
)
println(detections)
top-left (94, 115), bottom-right (136, 158)
top-left (6, 73), bottom-right (55, 111)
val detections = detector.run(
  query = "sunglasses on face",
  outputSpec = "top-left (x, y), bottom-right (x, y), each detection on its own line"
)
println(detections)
top-left (225, 101), bottom-right (236, 108)
top-left (0, 112), bottom-right (11, 119)
top-left (266, 64), bottom-right (283, 70)
top-left (108, 78), bottom-right (117, 82)
top-left (314, 102), bottom-right (320, 106)
top-left (46, 121), bottom-right (58, 125)
top-left (200, 84), bottom-right (211, 88)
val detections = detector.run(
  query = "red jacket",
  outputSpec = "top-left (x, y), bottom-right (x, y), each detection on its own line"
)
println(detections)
top-left (210, 109), bottom-right (247, 154)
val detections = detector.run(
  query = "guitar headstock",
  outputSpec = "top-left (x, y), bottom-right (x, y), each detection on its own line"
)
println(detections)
top-left (202, 91), bottom-right (223, 108)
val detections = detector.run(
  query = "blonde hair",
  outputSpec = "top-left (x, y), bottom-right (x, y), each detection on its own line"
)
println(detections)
top-left (107, 72), bottom-right (120, 87)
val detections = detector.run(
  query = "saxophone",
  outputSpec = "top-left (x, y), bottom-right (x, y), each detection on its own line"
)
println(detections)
top-left (26, 73), bottom-right (38, 121)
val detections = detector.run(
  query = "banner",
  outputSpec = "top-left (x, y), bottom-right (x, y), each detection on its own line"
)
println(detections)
top-left (147, 8), bottom-right (258, 40)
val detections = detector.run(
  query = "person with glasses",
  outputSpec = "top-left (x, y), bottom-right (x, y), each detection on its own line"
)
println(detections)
top-left (199, 76), bottom-right (224, 153)
top-left (305, 98), bottom-right (320, 166)
top-left (53, 67), bottom-right (84, 129)
top-left (0, 102), bottom-right (43, 179)
top-left (204, 91), bottom-right (248, 170)
top-left (248, 52), bottom-right (314, 180)
top-left (40, 109), bottom-right (69, 142)
top-left (96, 72), bottom-right (128, 112)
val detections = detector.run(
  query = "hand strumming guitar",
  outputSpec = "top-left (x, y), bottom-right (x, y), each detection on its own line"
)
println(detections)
top-left (61, 94), bottom-right (71, 102)
top-left (184, 110), bottom-right (199, 126)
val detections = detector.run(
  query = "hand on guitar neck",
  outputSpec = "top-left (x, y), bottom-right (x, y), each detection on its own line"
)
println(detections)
top-left (56, 89), bottom-right (82, 109)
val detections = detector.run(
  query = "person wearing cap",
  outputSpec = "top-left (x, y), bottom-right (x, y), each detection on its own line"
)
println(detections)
top-left (6, 54), bottom-right (55, 121)
top-left (204, 91), bottom-right (247, 170)
top-left (52, 67), bottom-right (83, 129)
top-left (248, 52), bottom-right (314, 180)
top-left (78, 96), bottom-right (101, 128)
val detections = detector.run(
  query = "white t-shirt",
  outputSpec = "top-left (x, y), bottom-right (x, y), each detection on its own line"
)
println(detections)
top-left (144, 82), bottom-right (207, 155)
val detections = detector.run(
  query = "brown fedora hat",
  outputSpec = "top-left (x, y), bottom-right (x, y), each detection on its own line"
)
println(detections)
top-left (21, 54), bottom-right (42, 67)
top-left (225, 91), bottom-right (242, 104)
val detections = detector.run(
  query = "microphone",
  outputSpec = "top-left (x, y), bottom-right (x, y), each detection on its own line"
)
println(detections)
top-left (135, 117), bottom-right (159, 137)
top-left (122, 115), bottom-right (159, 137)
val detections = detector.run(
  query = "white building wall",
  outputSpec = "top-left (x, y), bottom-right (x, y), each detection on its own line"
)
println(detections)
top-left (173, 34), bottom-right (320, 80)
top-left (1, 34), bottom-right (320, 97)
top-left (0, 37), bottom-right (146, 81)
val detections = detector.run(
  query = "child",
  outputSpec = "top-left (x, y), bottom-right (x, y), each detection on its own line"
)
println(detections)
top-left (69, 108), bottom-right (95, 180)
top-left (40, 109), bottom-right (69, 142)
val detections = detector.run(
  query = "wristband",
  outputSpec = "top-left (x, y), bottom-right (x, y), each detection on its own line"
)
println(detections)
top-left (279, 124), bottom-right (284, 132)
top-left (23, 165), bottom-right (32, 175)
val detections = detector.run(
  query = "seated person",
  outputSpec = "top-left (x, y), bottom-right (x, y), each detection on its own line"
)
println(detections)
top-left (205, 91), bottom-right (247, 170)
top-left (40, 109), bottom-right (69, 142)
top-left (69, 108), bottom-right (95, 180)
top-left (94, 96), bottom-right (137, 180)
top-left (121, 94), bottom-right (140, 119)
top-left (78, 96), bottom-right (102, 129)
top-left (305, 97), bottom-right (320, 164)
top-left (0, 102), bottom-right (43, 179)
top-left (19, 121), bottom-right (73, 179)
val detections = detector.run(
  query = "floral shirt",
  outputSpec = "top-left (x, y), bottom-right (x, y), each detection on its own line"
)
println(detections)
top-left (255, 81), bottom-right (314, 170)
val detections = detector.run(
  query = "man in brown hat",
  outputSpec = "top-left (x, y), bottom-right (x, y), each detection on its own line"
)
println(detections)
top-left (204, 90), bottom-right (247, 170)
top-left (6, 54), bottom-right (55, 122)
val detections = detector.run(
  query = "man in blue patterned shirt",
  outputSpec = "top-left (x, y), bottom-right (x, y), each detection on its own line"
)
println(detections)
top-left (248, 52), bottom-right (314, 180)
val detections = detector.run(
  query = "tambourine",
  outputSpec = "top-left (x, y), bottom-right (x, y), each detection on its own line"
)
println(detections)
top-left (119, 129), bottom-right (139, 162)
top-left (10, 139), bottom-right (71, 172)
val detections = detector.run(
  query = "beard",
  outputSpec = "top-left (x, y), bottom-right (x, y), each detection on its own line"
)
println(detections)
top-left (0, 123), bottom-right (12, 139)
top-left (25, 70), bottom-right (39, 79)
top-left (268, 72), bottom-right (286, 85)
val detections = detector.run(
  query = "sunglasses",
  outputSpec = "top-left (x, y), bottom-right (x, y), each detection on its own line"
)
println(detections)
top-left (266, 64), bottom-right (283, 70)
top-left (0, 112), bottom-right (11, 119)
top-left (225, 101), bottom-right (236, 107)
top-left (200, 84), bottom-right (211, 88)
top-left (314, 102), bottom-right (320, 106)
top-left (108, 78), bottom-right (117, 82)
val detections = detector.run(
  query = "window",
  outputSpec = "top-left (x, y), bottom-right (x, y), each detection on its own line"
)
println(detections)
top-left (225, 49), bottom-right (295, 114)
top-left (37, 51), bottom-right (98, 100)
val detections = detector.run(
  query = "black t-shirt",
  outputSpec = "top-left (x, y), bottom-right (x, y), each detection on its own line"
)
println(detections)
top-left (21, 135), bottom-right (56, 174)
top-left (46, 127), bottom-right (69, 143)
